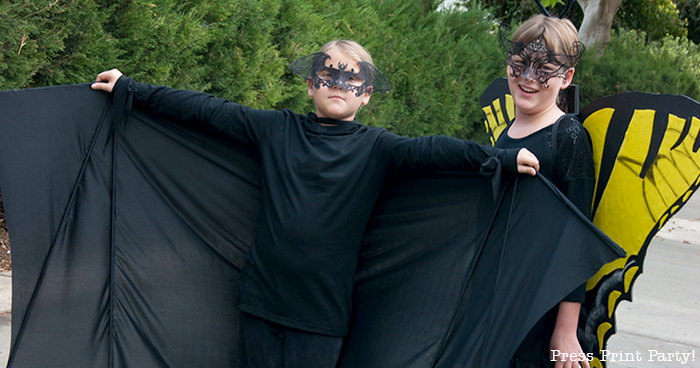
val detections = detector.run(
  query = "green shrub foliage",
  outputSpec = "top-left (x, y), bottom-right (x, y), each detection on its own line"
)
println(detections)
top-left (2, 0), bottom-right (700, 140)
top-left (614, 0), bottom-right (688, 42)
top-left (576, 29), bottom-right (700, 106)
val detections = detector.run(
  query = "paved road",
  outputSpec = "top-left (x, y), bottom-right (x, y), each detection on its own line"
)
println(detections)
top-left (0, 270), bottom-right (10, 368)
top-left (0, 194), bottom-right (697, 367)
top-left (607, 193), bottom-right (700, 367)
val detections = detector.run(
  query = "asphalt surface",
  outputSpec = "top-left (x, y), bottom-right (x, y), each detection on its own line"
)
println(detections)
top-left (606, 192), bottom-right (700, 368)
top-left (0, 270), bottom-right (9, 368)
top-left (0, 194), bottom-right (697, 367)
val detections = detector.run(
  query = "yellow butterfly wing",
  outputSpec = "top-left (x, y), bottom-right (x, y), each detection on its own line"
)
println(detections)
top-left (579, 92), bottom-right (700, 366)
top-left (480, 78), bottom-right (514, 144)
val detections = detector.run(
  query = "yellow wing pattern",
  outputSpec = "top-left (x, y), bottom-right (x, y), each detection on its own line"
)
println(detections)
top-left (579, 92), bottom-right (700, 367)
top-left (480, 79), bottom-right (700, 367)
top-left (480, 78), bottom-right (513, 144)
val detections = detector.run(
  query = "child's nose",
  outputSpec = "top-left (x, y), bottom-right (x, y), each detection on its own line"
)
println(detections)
top-left (520, 65), bottom-right (537, 81)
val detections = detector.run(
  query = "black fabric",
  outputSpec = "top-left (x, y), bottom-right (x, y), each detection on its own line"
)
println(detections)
top-left (0, 84), bottom-right (624, 368)
top-left (125, 76), bottom-right (520, 336)
top-left (496, 114), bottom-right (595, 219)
top-left (496, 115), bottom-right (595, 367)
top-left (238, 312), bottom-right (343, 368)
top-left (496, 114), bottom-right (595, 304)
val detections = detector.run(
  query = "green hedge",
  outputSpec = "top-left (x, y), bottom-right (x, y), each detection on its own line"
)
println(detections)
top-left (577, 29), bottom-right (700, 106)
top-left (2, 0), bottom-right (700, 142)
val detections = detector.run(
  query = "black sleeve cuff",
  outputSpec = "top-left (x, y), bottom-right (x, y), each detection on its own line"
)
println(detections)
top-left (563, 283), bottom-right (586, 303)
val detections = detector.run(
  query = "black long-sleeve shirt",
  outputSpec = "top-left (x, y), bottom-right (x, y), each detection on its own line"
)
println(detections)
top-left (496, 114), bottom-right (595, 303)
top-left (119, 76), bottom-right (520, 336)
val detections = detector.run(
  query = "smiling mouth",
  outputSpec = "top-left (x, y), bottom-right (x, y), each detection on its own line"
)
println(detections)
top-left (519, 85), bottom-right (538, 93)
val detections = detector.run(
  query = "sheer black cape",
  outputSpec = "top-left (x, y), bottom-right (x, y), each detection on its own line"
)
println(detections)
top-left (0, 83), bottom-right (623, 367)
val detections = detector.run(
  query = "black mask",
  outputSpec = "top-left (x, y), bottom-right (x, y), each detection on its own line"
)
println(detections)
top-left (290, 52), bottom-right (391, 96)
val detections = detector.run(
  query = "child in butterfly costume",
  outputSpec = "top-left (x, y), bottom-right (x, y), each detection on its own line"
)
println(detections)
top-left (494, 15), bottom-right (594, 368)
top-left (91, 40), bottom-right (539, 368)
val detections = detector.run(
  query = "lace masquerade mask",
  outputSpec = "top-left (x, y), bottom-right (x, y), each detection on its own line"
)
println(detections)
top-left (290, 52), bottom-right (391, 96)
top-left (502, 31), bottom-right (583, 88)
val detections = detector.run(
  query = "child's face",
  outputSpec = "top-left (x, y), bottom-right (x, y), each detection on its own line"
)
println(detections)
top-left (506, 38), bottom-right (571, 88)
top-left (307, 47), bottom-right (371, 121)
top-left (506, 43), bottom-right (574, 117)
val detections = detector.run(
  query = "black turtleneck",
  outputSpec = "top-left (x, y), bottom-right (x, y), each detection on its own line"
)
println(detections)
top-left (121, 77), bottom-right (519, 336)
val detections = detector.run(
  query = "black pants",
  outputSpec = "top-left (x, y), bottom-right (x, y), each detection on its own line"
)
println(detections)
top-left (238, 312), bottom-right (343, 368)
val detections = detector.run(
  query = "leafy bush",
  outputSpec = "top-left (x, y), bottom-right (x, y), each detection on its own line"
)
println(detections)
top-left (2, 0), bottom-right (700, 141)
top-left (614, 0), bottom-right (687, 42)
top-left (0, 0), bottom-right (118, 89)
top-left (363, 0), bottom-right (503, 140)
top-left (0, 0), bottom-right (507, 140)
top-left (576, 29), bottom-right (700, 105)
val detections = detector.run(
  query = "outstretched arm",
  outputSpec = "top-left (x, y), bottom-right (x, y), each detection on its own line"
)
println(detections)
top-left (379, 133), bottom-right (539, 176)
top-left (89, 69), bottom-right (283, 148)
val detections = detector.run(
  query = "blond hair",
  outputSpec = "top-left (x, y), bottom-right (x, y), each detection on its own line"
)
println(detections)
top-left (319, 40), bottom-right (375, 66)
top-left (512, 15), bottom-right (581, 66)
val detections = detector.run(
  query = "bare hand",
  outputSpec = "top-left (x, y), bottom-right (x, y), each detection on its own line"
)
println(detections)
top-left (516, 148), bottom-right (539, 176)
top-left (550, 335), bottom-right (591, 368)
top-left (91, 69), bottom-right (123, 93)
top-left (550, 301), bottom-right (590, 368)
